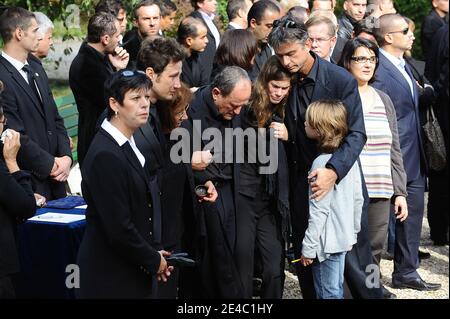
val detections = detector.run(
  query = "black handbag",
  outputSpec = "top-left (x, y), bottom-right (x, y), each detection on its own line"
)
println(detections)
top-left (422, 105), bottom-right (447, 171)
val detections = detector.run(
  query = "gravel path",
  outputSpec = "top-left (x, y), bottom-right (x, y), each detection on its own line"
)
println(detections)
top-left (282, 194), bottom-right (449, 299)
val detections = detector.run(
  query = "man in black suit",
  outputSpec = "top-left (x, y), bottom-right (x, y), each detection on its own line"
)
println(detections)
top-left (247, 0), bottom-right (281, 77)
top-left (226, 0), bottom-right (253, 31)
top-left (268, 16), bottom-right (382, 299)
top-left (182, 66), bottom-right (252, 298)
top-left (123, 0), bottom-right (162, 67)
top-left (372, 14), bottom-right (441, 291)
top-left (422, 0), bottom-right (448, 62)
top-left (69, 12), bottom-right (129, 167)
top-left (0, 7), bottom-right (72, 200)
top-left (189, 0), bottom-right (221, 81)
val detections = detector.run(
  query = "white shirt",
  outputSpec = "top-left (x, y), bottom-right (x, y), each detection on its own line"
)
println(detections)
top-left (1, 51), bottom-right (30, 84)
top-left (379, 48), bottom-right (414, 98)
top-left (101, 119), bottom-right (146, 167)
top-left (228, 22), bottom-right (243, 30)
top-left (199, 10), bottom-right (220, 48)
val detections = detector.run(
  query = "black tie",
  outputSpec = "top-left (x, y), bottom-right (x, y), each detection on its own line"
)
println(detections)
top-left (22, 65), bottom-right (42, 104)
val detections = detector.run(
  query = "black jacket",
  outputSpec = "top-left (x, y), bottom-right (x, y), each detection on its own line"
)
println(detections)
top-left (0, 148), bottom-right (36, 277)
top-left (77, 128), bottom-right (161, 298)
top-left (0, 55), bottom-right (71, 199)
top-left (338, 13), bottom-right (357, 40)
top-left (181, 51), bottom-right (210, 88)
top-left (422, 10), bottom-right (447, 61)
top-left (69, 42), bottom-right (114, 166)
top-left (189, 10), bottom-right (220, 81)
top-left (123, 28), bottom-right (143, 69)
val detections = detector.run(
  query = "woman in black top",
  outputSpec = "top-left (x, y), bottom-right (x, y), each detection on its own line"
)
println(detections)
top-left (0, 82), bottom-right (36, 298)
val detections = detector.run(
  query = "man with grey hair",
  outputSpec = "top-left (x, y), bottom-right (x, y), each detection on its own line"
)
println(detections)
top-left (268, 16), bottom-right (382, 299)
top-left (182, 66), bottom-right (252, 298)
top-left (305, 15), bottom-right (336, 62)
top-left (69, 12), bottom-right (129, 167)
top-left (32, 12), bottom-right (54, 60)
top-left (372, 13), bottom-right (441, 292)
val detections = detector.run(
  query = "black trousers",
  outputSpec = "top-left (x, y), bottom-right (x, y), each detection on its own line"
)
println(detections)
top-left (427, 169), bottom-right (449, 244)
top-left (291, 169), bottom-right (383, 299)
top-left (235, 192), bottom-right (284, 299)
top-left (393, 174), bottom-right (426, 282)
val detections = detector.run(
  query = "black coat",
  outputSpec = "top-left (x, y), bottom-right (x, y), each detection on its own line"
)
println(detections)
top-left (189, 10), bottom-right (220, 81)
top-left (181, 52), bottom-right (210, 88)
top-left (69, 42), bottom-right (114, 167)
top-left (0, 148), bottom-right (36, 277)
top-left (0, 55), bottom-right (71, 200)
top-left (123, 28), bottom-right (142, 69)
top-left (421, 10), bottom-right (447, 61)
top-left (77, 128), bottom-right (161, 298)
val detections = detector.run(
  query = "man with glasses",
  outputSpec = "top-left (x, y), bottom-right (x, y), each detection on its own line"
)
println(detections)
top-left (306, 15), bottom-right (337, 62)
top-left (372, 14), bottom-right (441, 292)
top-left (268, 16), bottom-right (382, 299)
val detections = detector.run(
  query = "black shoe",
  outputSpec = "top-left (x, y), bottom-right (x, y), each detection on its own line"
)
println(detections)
top-left (382, 286), bottom-right (397, 299)
top-left (382, 251), bottom-right (394, 261)
top-left (418, 250), bottom-right (431, 261)
top-left (392, 278), bottom-right (442, 291)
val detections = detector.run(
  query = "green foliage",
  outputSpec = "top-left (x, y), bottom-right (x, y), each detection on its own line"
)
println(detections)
top-left (217, 0), bottom-right (229, 27)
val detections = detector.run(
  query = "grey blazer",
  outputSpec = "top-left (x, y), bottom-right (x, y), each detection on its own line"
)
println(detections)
top-left (373, 87), bottom-right (408, 198)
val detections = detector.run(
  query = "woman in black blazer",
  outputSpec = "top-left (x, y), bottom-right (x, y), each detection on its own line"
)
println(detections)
top-left (76, 71), bottom-right (173, 299)
top-left (0, 85), bottom-right (36, 299)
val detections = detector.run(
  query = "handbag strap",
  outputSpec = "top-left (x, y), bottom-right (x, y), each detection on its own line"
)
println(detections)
top-left (428, 104), bottom-right (437, 121)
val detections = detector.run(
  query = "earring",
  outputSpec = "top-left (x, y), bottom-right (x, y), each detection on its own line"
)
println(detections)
top-left (115, 111), bottom-right (119, 118)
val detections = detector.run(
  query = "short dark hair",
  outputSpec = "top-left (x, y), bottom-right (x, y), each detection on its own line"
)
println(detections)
top-left (177, 16), bottom-right (206, 45)
top-left (354, 17), bottom-right (377, 37)
top-left (137, 37), bottom-right (186, 73)
top-left (247, 0), bottom-right (280, 26)
top-left (87, 12), bottom-right (118, 43)
top-left (0, 7), bottom-right (36, 43)
top-left (95, 0), bottom-right (126, 17)
top-left (160, 0), bottom-right (177, 17)
top-left (211, 66), bottom-right (251, 97)
top-left (268, 16), bottom-right (309, 51)
top-left (338, 37), bottom-right (379, 82)
top-left (287, 6), bottom-right (310, 25)
top-left (214, 29), bottom-right (259, 71)
top-left (190, 0), bottom-right (204, 10)
top-left (104, 70), bottom-right (152, 120)
top-left (227, 0), bottom-right (250, 21)
top-left (134, 0), bottom-right (161, 20)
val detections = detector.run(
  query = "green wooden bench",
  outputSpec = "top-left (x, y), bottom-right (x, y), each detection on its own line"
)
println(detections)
top-left (55, 94), bottom-right (78, 163)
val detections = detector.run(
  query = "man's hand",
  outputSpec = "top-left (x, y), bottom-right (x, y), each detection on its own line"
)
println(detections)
top-left (308, 168), bottom-right (338, 201)
top-left (199, 181), bottom-right (218, 203)
top-left (300, 255), bottom-right (313, 267)
top-left (50, 156), bottom-right (72, 182)
top-left (191, 150), bottom-right (212, 171)
top-left (269, 122), bottom-right (289, 141)
top-left (157, 250), bottom-right (174, 282)
top-left (108, 46), bottom-right (130, 71)
top-left (394, 195), bottom-right (408, 222)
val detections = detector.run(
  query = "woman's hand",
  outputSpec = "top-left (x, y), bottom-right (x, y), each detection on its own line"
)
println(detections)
top-left (191, 150), bottom-right (213, 171)
top-left (394, 195), bottom-right (408, 222)
top-left (34, 193), bottom-right (47, 207)
top-left (269, 122), bottom-right (289, 141)
top-left (3, 129), bottom-right (21, 173)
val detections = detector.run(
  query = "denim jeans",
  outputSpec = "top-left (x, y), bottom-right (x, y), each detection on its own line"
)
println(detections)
top-left (311, 252), bottom-right (346, 299)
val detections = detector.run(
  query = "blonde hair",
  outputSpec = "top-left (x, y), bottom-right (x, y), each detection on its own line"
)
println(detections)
top-left (305, 100), bottom-right (348, 153)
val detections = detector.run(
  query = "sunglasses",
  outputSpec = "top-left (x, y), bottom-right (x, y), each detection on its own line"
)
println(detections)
top-left (388, 27), bottom-right (409, 35)
top-left (120, 70), bottom-right (146, 77)
top-left (273, 18), bottom-right (302, 29)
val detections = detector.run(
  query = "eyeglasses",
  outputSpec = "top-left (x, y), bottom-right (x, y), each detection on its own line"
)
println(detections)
top-left (388, 27), bottom-right (409, 35)
top-left (351, 56), bottom-right (378, 64)
top-left (309, 36), bottom-right (334, 44)
top-left (176, 104), bottom-right (190, 120)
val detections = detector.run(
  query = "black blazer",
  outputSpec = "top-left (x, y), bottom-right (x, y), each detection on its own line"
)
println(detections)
top-left (331, 36), bottom-right (347, 64)
top-left (0, 55), bottom-right (71, 200)
top-left (123, 28), bottom-right (142, 69)
top-left (69, 42), bottom-right (114, 166)
top-left (0, 149), bottom-right (36, 277)
top-left (285, 55), bottom-right (367, 187)
top-left (189, 10), bottom-right (220, 80)
top-left (77, 128), bottom-right (161, 298)
top-left (181, 51), bottom-right (210, 88)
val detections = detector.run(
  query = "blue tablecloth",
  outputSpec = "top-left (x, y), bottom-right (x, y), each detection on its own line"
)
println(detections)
top-left (16, 206), bottom-right (86, 299)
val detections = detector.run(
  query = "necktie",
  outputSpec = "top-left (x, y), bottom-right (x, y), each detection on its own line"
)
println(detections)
top-left (22, 65), bottom-right (42, 104)
top-left (403, 62), bottom-right (416, 99)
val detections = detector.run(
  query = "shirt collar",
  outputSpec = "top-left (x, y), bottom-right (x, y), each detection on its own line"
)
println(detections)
top-left (302, 52), bottom-right (319, 82)
top-left (228, 22), bottom-right (243, 29)
top-left (101, 118), bottom-right (131, 147)
top-left (379, 48), bottom-right (405, 69)
top-left (199, 10), bottom-right (215, 21)
top-left (1, 51), bottom-right (28, 72)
